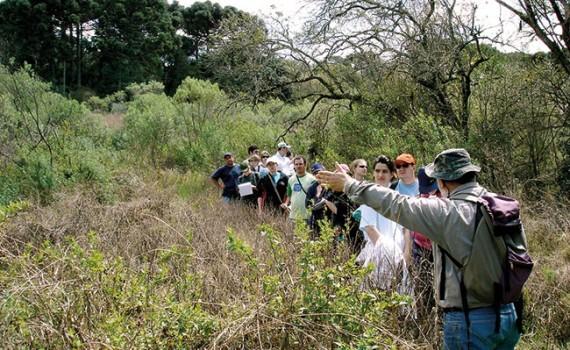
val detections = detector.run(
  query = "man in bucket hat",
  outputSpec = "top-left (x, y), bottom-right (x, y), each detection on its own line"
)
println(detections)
top-left (317, 149), bottom-right (520, 349)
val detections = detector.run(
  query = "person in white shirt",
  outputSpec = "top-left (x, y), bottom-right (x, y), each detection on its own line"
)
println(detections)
top-left (357, 155), bottom-right (409, 292)
top-left (273, 142), bottom-right (293, 176)
top-left (281, 155), bottom-right (316, 222)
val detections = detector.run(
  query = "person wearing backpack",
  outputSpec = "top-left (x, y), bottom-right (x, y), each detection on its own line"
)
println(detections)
top-left (317, 148), bottom-right (532, 350)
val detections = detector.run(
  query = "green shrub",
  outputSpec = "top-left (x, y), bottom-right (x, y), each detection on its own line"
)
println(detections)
top-left (125, 81), bottom-right (165, 100)
top-left (85, 95), bottom-right (108, 112)
top-left (18, 153), bottom-right (58, 204)
top-left (330, 108), bottom-right (461, 166)
top-left (0, 200), bottom-right (29, 223)
top-left (224, 223), bottom-right (406, 348)
top-left (0, 172), bottom-right (21, 206)
top-left (124, 93), bottom-right (177, 167)
top-left (0, 232), bottom-right (218, 349)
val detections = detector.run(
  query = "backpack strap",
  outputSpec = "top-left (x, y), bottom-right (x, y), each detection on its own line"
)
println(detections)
top-left (439, 246), bottom-right (472, 345)
top-left (269, 172), bottom-right (284, 204)
top-left (437, 194), bottom-right (486, 344)
top-left (295, 175), bottom-right (310, 196)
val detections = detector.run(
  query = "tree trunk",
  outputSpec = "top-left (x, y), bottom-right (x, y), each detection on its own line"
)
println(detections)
top-left (460, 73), bottom-right (471, 140)
top-left (77, 21), bottom-right (82, 89)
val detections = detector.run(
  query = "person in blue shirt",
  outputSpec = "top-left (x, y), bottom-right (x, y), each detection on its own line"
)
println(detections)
top-left (210, 152), bottom-right (241, 203)
top-left (394, 153), bottom-right (419, 196)
top-left (393, 153), bottom-right (419, 267)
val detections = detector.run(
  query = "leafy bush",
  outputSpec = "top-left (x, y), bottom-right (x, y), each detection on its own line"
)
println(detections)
top-left (125, 81), bottom-right (165, 100)
top-left (0, 234), bottom-right (217, 349)
top-left (223, 224), bottom-right (406, 348)
top-left (124, 93), bottom-right (177, 167)
top-left (0, 200), bottom-right (29, 223)
top-left (0, 65), bottom-right (118, 204)
top-left (0, 172), bottom-right (21, 206)
top-left (17, 153), bottom-right (57, 204)
top-left (330, 108), bottom-right (461, 166)
top-left (85, 95), bottom-right (108, 112)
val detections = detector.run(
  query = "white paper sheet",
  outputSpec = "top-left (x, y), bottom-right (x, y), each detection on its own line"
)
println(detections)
top-left (238, 182), bottom-right (253, 196)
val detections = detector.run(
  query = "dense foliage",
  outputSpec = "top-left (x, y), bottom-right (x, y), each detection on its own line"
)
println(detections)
top-left (0, 0), bottom-right (248, 95)
top-left (0, 0), bottom-right (569, 348)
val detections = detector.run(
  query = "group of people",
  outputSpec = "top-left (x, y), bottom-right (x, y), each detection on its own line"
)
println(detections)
top-left (211, 144), bottom-right (525, 349)
top-left (210, 142), bottom-right (437, 298)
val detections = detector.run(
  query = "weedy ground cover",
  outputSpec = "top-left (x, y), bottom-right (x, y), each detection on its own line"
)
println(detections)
top-left (0, 170), bottom-right (568, 349)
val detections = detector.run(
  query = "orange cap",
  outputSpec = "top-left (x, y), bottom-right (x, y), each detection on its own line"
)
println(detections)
top-left (395, 153), bottom-right (415, 166)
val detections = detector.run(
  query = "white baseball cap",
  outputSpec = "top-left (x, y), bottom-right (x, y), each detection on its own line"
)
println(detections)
top-left (266, 157), bottom-right (279, 165)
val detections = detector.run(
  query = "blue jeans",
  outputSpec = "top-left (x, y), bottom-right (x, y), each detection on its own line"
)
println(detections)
top-left (443, 303), bottom-right (520, 350)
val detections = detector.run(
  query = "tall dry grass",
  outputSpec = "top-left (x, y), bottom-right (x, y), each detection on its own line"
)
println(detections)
top-left (0, 169), bottom-right (568, 348)
top-left (517, 200), bottom-right (570, 348)
top-left (0, 170), bottom-right (422, 348)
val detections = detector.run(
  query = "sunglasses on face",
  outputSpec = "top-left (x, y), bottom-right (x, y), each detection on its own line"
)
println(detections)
top-left (357, 165), bottom-right (367, 168)
top-left (396, 163), bottom-right (412, 169)
top-left (262, 156), bottom-right (269, 159)
top-left (374, 168), bottom-right (390, 173)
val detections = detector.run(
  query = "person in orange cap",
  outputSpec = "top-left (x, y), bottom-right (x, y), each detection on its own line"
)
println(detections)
top-left (394, 153), bottom-right (419, 197)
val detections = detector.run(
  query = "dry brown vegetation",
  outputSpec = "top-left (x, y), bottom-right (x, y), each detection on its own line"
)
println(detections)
top-left (101, 112), bottom-right (125, 131)
top-left (0, 169), bottom-right (568, 349)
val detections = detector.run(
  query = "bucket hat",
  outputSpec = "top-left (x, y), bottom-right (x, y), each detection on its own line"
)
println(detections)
top-left (425, 148), bottom-right (480, 181)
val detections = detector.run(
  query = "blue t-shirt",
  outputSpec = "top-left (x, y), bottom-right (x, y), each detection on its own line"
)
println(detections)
top-left (271, 172), bottom-right (282, 184)
top-left (395, 179), bottom-right (419, 197)
top-left (211, 165), bottom-right (241, 197)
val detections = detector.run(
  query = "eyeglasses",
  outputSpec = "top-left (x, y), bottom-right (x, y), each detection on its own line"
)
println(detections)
top-left (357, 165), bottom-right (367, 168)
top-left (374, 169), bottom-right (390, 173)
top-left (396, 163), bottom-right (412, 169)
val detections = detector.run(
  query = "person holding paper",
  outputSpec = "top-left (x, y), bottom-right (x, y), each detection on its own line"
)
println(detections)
top-left (237, 161), bottom-right (260, 208)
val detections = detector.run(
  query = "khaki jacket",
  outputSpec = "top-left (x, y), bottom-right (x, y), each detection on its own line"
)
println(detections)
top-left (345, 179), bottom-right (491, 308)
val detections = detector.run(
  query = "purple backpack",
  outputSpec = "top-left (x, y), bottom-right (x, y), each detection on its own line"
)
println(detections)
top-left (481, 194), bottom-right (533, 304)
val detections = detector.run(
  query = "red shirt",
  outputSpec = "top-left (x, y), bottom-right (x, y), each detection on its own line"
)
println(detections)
top-left (411, 192), bottom-right (440, 250)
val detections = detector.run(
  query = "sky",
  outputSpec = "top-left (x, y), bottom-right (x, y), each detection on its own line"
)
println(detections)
top-left (175, 0), bottom-right (547, 53)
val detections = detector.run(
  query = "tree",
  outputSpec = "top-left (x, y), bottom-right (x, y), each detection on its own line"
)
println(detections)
top-left (200, 12), bottom-right (290, 101)
top-left (180, 1), bottom-right (238, 60)
top-left (267, 0), bottom-right (491, 138)
top-left (0, 0), bottom-right (100, 92)
top-left (164, 1), bottom-right (241, 94)
top-left (496, 0), bottom-right (570, 195)
top-left (0, 1), bottom-right (59, 82)
top-left (92, 0), bottom-right (178, 94)
top-left (497, 0), bottom-right (570, 75)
